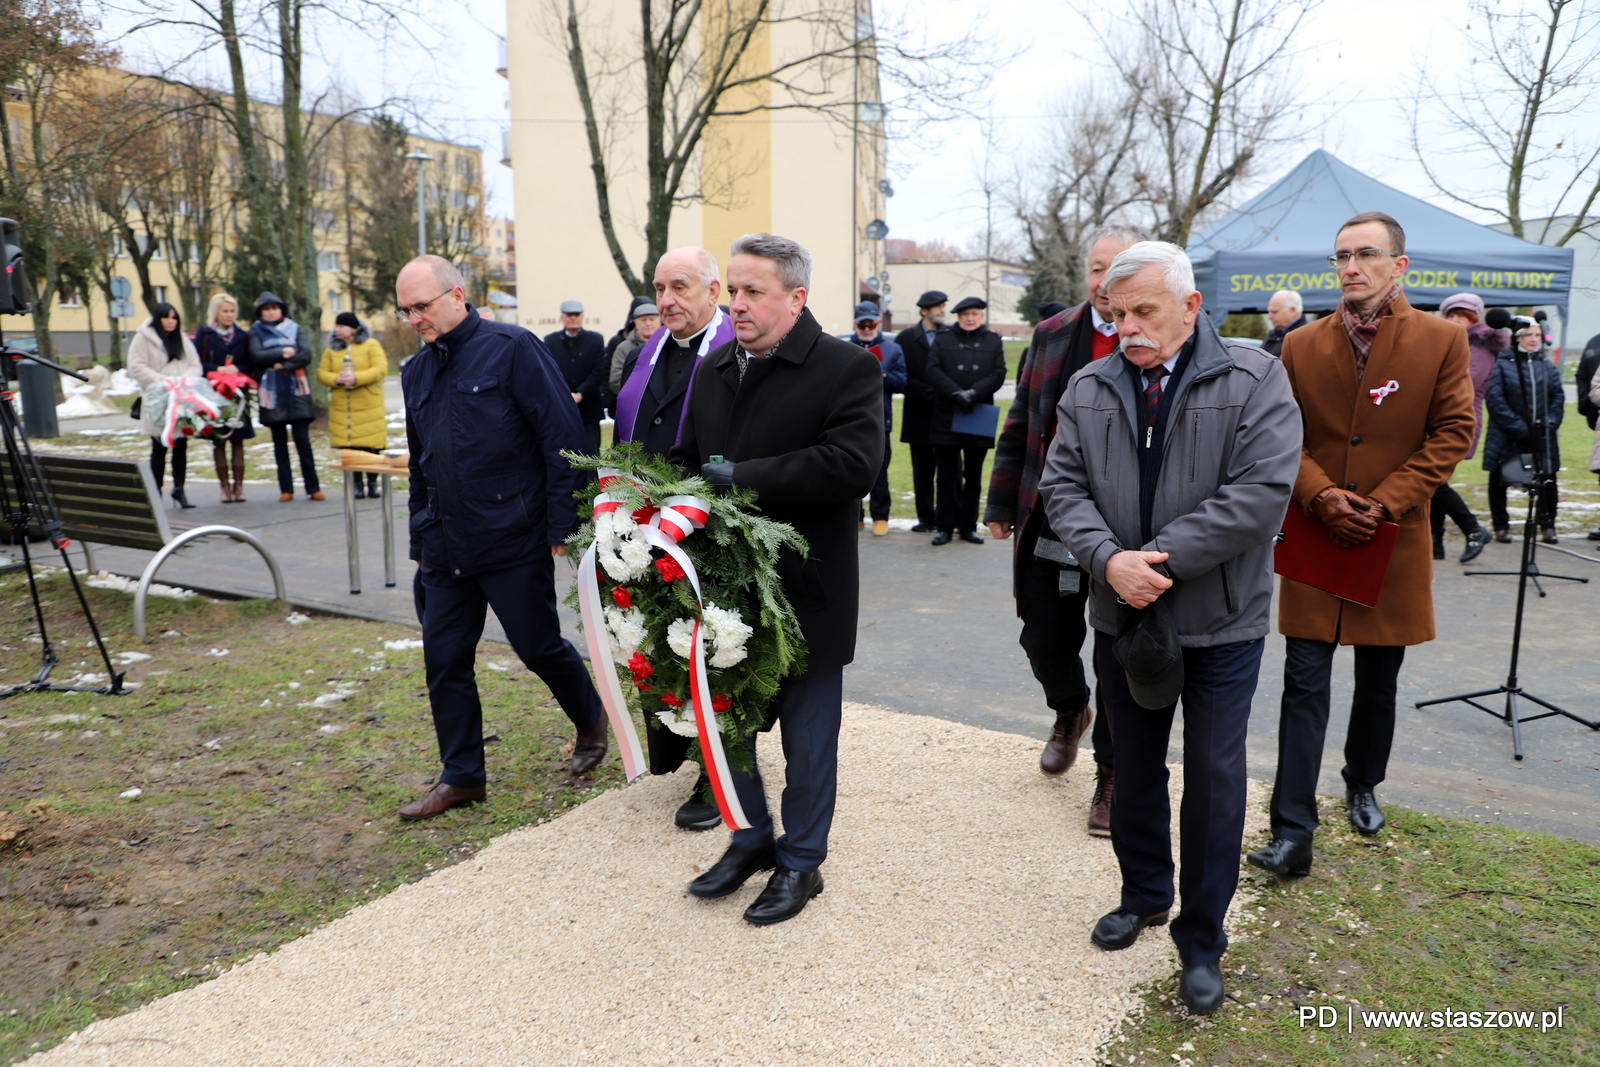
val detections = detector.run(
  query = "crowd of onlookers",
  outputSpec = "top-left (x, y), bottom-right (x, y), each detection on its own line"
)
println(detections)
top-left (127, 293), bottom-right (390, 507)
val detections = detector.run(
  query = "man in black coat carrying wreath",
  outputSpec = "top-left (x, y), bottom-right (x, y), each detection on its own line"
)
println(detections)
top-left (671, 233), bottom-right (884, 926)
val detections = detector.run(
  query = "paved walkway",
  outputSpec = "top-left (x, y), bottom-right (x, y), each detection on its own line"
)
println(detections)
top-left (27, 705), bottom-right (1267, 1067)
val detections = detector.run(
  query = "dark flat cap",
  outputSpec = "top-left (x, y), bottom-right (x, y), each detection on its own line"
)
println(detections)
top-left (1114, 597), bottom-right (1184, 709)
top-left (952, 296), bottom-right (988, 313)
top-left (916, 290), bottom-right (949, 309)
top-left (852, 301), bottom-right (882, 322)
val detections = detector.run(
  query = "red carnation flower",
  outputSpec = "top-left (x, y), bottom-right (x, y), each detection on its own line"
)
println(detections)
top-left (660, 692), bottom-right (683, 708)
top-left (180, 426), bottom-right (195, 436)
top-left (712, 693), bottom-right (732, 714)
top-left (654, 556), bottom-right (686, 583)
top-left (628, 652), bottom-right (653, 682)
top-left (610, 586), bottom-right (633, 609)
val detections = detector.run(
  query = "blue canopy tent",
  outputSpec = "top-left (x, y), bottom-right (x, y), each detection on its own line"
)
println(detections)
top-left (1188, 150), bottom-right (1573, 327)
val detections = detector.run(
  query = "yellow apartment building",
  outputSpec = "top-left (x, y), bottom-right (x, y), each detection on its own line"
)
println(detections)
top-left (502, 0), bottom-right (888, 338)
top-left (1, 70), bottom-right (486, 360)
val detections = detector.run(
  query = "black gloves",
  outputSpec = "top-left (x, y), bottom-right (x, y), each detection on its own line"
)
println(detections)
top-left (952, 389), bottom-right (977, 413)
top-left (701, 460), bottom-right (736, 489)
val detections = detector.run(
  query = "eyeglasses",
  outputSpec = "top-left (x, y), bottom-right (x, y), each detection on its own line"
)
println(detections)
top-left (1327, 248), bottom-right (1401, 268)
top-left (396, 287), bottom-right (455, 320)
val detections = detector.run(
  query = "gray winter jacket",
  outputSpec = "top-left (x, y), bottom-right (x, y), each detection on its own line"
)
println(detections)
top-left (1038, 317), bottom-right (1301, 647)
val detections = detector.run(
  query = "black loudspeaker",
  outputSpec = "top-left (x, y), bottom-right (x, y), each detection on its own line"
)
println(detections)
top-left (1, 218), bottom-right (30, 316)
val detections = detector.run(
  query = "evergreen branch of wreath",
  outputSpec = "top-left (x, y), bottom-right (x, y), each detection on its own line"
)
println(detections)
top-left (561, 442), bottom-right (809, 771)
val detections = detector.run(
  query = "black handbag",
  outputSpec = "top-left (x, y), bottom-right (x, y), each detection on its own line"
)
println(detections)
top-left (1499, 452), bottom-right (1535, 487)
top-left (129, 397), bottom-right (141, 420)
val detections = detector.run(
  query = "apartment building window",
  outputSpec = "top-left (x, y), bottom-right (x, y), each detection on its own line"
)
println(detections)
top-left (154, 286), bottom-right (168, 304)
top-left (58, 284), bottom-right (82, 308)
top-left (326, 289), bottom-right (343, 314)
top-left (317, 250), bottom-right (339, 272)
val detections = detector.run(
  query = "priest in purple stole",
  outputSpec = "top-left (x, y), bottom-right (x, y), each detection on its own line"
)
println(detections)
top-left (611, 246), bottom-right (737, 828)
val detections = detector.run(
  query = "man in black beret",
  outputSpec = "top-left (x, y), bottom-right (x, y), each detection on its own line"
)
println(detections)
top-left (894, 290), bottom-right (950, 531)
top-left (925, 296), bottom-right (1007, 545)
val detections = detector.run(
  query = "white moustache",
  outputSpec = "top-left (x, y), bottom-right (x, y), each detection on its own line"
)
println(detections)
top-left (1121, 334), bottom-right (1160, 350)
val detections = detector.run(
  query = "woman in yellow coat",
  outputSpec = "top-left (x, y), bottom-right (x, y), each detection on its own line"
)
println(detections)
top-left (318, 311), bottom-right (390, 497)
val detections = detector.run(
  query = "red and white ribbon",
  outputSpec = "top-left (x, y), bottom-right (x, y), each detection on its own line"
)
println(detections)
top-left (1369, 379), bottom-right (1400, 406)
top-left (576, 471), bottom-right (751, 829)
top-left (159, 376), bottom-right (223, 446)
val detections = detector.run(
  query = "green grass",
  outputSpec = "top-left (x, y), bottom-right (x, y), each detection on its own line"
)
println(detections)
top-left (0, 575), bottom-right (623, 1062)
top-left (1101, 806), bottom-right (1600, 1067)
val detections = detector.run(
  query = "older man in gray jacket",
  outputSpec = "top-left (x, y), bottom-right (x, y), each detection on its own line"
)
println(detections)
top-left (1039, 241), bottom-right (1301, 1015)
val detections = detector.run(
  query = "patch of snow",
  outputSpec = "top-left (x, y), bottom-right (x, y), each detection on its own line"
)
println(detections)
top-left (286, 681), bottom-right (301, 689)
top-left (206, 648), bottom-right (230, 657)
top-left (119, 788), bottom-right (142, 799)
top-left (113, 651), bottom-right (152, 665)
top-left (383, 638), bottom-right (424, 651)
top-left (107, 369), bottom-right (141, 396)
top-left (285, 612), bottom-right (312, 625)
top-left (87, 571), bottom-right (196, 599)
top-left (317, 723), bottom-right (346, 734)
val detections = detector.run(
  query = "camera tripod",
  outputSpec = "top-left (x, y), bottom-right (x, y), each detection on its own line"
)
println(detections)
top-left (0, 332), bottom-right (125, 698)
top-left (1417, 341), bottom-right (1598, 758)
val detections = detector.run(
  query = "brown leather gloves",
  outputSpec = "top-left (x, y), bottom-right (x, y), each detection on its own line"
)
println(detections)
top-left (1309, 487), bottom-right (1383, 547)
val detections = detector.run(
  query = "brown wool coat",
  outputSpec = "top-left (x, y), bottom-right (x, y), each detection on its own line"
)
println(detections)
top-left (1278, 293), bottom-right (1476, 646)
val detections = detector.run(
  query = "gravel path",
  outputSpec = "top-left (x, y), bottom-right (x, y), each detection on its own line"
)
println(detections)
top-left (30, 704), bottom-right (1266, 1066)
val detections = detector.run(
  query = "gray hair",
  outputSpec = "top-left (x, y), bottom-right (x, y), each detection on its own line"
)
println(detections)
top-left (1103, 241), bottom-right (1195, 301)
top-left (658, 246), bottom-right (720, 287)
top-left (1084, 225), bottom-right (1149, 258)
top-left (1271, 289), bottom-right (1303, 314)
top-left (407, 254), bottom-right (465, 292)
top-left (730, 233), bottom-right (812, 291)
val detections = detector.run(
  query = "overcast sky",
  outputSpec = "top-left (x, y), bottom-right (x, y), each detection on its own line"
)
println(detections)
top-left (103, 0), bottom-right (1596, 250)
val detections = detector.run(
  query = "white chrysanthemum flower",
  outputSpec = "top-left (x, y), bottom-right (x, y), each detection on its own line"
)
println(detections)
top-left (657, 708), bottom-right (700, 737)
top-left (603, 606), bottom-right (647, 663)
top-left (708, 643), bottom-right (749, 669)
top-left (702, 602), bottom-right (752, 668)
top-left (618, 535), bottom-right (652, 578)
top-left (666, 617), bottom-right (698, 659)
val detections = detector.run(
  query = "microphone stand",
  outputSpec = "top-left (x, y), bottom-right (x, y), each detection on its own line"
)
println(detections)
top-left (1417, 338), bottom-right (1598, 758)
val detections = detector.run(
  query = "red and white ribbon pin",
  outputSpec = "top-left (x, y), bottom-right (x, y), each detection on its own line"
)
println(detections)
top-left (1369, 379), bottom-right (1400, 406)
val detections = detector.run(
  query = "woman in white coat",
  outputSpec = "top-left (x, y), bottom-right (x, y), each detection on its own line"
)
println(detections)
top-left (127, 302), bottom-right (203, 508)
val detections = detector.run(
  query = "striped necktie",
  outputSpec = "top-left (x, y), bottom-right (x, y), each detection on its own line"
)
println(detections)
top-left (1143, 366), bottom-right (1168, 425)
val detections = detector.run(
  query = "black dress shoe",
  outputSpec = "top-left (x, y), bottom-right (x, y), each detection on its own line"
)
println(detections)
top-left (353, 481), bottom-right (366, 499)
top-left (571, 725), bottom-right (608, 775)
top-left (1460, 527), bottom-right (1491, 564)
top-left (1588, 529), bottom-right (1600, 542)
top-left (1090, 906), bottom-right (1169, 950)
top-left (958, 530), bottom-right (984, 545)
top-left (1542, 526), bottom-right (1559, 544)
top-left (1432, 536), bottom-right (1445, 560)
top-left (1494, 526), bottom-right (1514, 543)
top-left (1179, 962), bottom-right (1225, 1015)
top-left (171, 487), bottom-right (196, 509)
top-left (930, 530), bottom-right (953, 546)
top-left (687, 840), bottom-right (776, 899)
top-left (1246, 836), bottom-right (1313, 876)
top-left (743, 866), bottom-right (823, 925)
top-left (1347, 790), bottom-right (1385, 835)
top-left (910, 523), bottom-right (934, 533)
top-left (674, 773), bottom-right (723, 831)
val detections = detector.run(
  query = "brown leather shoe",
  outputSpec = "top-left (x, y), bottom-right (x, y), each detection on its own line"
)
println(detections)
top-left (1040, 706), bottom-right (1091, 776)
top-left (571, 724), bottom-right (608, 775)
top-left (397, 782), bottom-right (485, 821)
top-left (1087, 764), bottom-right (1113, 837)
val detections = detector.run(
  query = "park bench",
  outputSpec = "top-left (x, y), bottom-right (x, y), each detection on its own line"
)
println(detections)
top-left (1, 452), bottom-right (286, 642)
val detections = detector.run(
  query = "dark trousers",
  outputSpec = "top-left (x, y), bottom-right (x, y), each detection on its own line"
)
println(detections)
top-left (1017, 550), bottom-right (1111, 765)
top-left (908, 443), bottom-right (936, 527)
top-left (868, 428), bottom-right (892, 521)
top-left (149, 436), bottom-right (187, 490)
top-left (728, 667), bottom-right (844, 873)
top-left (1269, 638), bottom-right (1406, 843)
top-left (1095, 629), bottom-right (1261, 967)
top-left (413, 557), bottom-right (604, 788)
top-left (1430, 484), bottom-right (1479, 539)
top-left (1488, 469), bottom-right (1557, 530)
top-left (269, 420), bottom-right (321, 495)
top-left (933, 443), bottom-right (987, 533)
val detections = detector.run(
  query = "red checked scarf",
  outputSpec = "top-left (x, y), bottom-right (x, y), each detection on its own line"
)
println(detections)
top-left (1340, 284), bottom-right (1401, 380)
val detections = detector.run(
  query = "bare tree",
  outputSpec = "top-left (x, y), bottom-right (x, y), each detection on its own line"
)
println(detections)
top-left (1009, 84), bottom-right (1153, 313)
top-left (1087, 0), bottom-right (1322, 246)
top-left (1409, 0), bottom-right (1600, 246)
top-left (550, 0), bottom-right (991, 294)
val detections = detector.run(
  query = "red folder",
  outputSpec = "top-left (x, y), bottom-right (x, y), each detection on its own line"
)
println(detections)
top-left (1274, 503), bottom-right (1400, 608)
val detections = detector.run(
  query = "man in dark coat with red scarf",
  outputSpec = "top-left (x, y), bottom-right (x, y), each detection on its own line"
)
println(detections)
top-left (983, 227), bottom-right (1142, 835)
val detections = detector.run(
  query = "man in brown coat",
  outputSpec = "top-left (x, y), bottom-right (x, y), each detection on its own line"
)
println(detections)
top-left (1248, 211), bottom-right (1476, 877)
